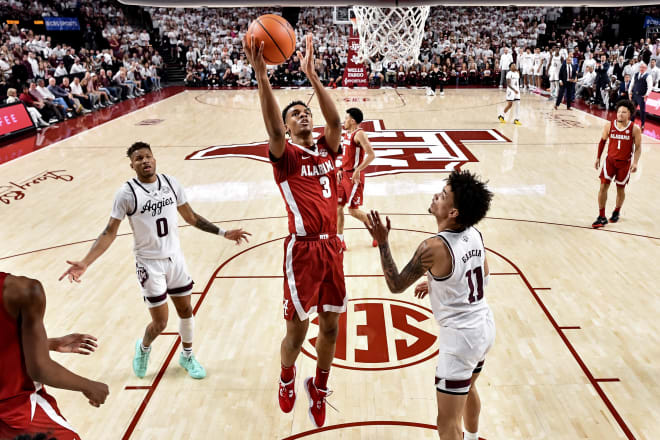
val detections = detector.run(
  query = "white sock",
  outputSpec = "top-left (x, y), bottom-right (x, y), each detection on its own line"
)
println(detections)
top-left (338, 234), bottom-right (344, 241)
top-left (514, 101), bottom-right (520, 119)
top-left (140, 342), bottom-right (151, 353)
top-left (464, 431), bottom-right (478, 440)
top-left (182, 346), bottom-right (193, 358)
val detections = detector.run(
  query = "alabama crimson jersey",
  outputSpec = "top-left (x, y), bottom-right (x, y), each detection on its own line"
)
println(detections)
top-left (271, 137), bottom-right (338, 236)
top-left (340, 128), bottom-right (365, 171)
top-left (0, 272), bottom-right (38, 429)
top-left (608, 120), bottom-right (635, 161)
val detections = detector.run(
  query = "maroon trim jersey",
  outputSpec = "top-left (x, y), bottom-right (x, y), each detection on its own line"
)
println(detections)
top-left (0, 272), bottom-right (37, 429)
top-left (271, 136), bottom-right (339, 236)
top-left (340, 128), bottom-right (365, 171)
top-left (607, 120), bottom-right (635, 161)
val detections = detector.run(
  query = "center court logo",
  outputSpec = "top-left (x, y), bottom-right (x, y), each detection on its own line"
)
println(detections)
top-left (185, 120), bottom-right (510, 177)
top-left (301, 298), bottom-right (438, 370)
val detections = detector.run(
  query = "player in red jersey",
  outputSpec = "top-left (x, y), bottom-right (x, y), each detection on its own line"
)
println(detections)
top-left (592, 99), bottom-right (642, 228)
top-left (244, 34), bottom-right (344, 428)
top-left (0, 272), bottom-right (108, 439)
top-left (337, 107), bottom-right (376, 250)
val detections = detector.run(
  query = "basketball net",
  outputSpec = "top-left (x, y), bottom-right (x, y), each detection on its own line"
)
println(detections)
top-left (351, 6), bottom-right (430, 67)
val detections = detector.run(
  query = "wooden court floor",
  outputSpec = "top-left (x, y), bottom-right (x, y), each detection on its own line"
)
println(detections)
top-left (1, 88), bottom-right (658, 439)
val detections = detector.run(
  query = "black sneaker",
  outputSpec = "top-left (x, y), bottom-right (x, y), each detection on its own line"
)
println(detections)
top-left (609, 211), bottom-right (620, 223)
top-left (592, 216), bottom-right (608, 228)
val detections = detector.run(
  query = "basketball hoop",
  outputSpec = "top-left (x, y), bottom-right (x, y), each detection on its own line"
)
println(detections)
top-left (351, 5), bottom-right (430, 67)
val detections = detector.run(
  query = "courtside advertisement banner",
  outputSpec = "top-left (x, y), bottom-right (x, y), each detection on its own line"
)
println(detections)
top-left (343, 32), bottom-right (368, 87)
top-left (0, 102), bottom-right (36, 142)
top-left (646, 91), bottom-right (660, 119)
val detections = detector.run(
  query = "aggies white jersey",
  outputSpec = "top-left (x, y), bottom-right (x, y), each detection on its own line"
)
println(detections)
top-left (111, 174), bottom-right (186, 259)
top-left (427, 227), bottom-right (491, 329)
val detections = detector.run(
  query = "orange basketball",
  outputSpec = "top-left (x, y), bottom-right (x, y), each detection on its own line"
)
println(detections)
top-left (246, 14), bottom-right (296, 65)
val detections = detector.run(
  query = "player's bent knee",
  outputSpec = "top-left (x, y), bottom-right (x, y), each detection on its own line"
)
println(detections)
top-left (318, 325), bottom-right (339, 342)
top-left (152, 319), bottom-right (168, 334)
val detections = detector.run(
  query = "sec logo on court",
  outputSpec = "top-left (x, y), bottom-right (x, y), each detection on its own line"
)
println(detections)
top-left (301, 298), bottom-right (438, 370)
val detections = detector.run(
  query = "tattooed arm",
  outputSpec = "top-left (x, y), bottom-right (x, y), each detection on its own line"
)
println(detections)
top-left (366, 210), bottom-right (437, 294)
top-left (178, 203), bottom-right (251, 244)
top-left (378, 240), bottom-right (436, 293)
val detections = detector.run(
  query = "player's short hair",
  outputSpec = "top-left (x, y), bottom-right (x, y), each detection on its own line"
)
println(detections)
top-left (509, 62), bottom-right (516, 69)
top-left (281, 100), bottom-right (312, 124)
top-left (446, 170), bottom-right (493, 228)
top-left (126, 141), bottom-right (152, 158)
top-left (346, 107), bottom-right (364, 124)
top-left (615, 99), bottom-right (635, 118)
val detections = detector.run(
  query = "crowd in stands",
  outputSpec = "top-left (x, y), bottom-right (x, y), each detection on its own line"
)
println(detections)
top-left (2, 1), bottom-right (660, 128)
top-left (1, 0), bottom-right (162, 129)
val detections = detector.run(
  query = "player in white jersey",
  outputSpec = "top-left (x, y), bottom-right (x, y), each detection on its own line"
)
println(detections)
top-left (60, 142), bottom-right (250, 379)
top-left (520, 47), bottom-right (534, 90)
top-left (548, 48), bottom-right (562, 98)
top-left (533, 48), bottom-right (544, 91)
top-left (366, 170), bottom-right (495, 440)
top-left (498, 62), bottom-right (522, 125)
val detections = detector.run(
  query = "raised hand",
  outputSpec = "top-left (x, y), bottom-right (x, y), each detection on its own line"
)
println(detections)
top-left (225, 228), bottom-right (251, 245)
top-left (243, 34), bottom-right (267, 76)
top-left (365, 210), bottom-right (391, 246)
top-left (59, 260), bottom-right (88, 283)
top-left (296, 34), bottom-right (316, 78)
top-left (51, 333), bottom-right (98, 355)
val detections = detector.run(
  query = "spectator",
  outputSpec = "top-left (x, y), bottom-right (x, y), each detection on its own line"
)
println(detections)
top-left (6, 87), bottom-right (50, 128)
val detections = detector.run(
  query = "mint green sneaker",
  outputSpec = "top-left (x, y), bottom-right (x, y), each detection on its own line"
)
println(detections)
top-left (179, 352), bottom-right (206, 379)
top-left (133, 339), bottom-right (150, 378)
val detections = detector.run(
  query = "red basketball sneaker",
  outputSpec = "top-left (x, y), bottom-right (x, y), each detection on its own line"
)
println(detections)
top-left (278, 366), bottom-right (296, 413)
top-left (304, 377), bottom-right (331, 427)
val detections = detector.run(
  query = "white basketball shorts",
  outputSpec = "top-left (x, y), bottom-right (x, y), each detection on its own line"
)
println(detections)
top-left (135, 253), bottom-right (194, 308)
top-left (435, 311), bottom-right (495, 395)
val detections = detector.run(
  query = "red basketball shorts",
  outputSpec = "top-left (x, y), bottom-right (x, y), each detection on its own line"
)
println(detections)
top-left (0, 389), bottom-right (79, 439)
top-left (337, 171), bottom-right (365, 209)
top-left (600, 156), bottom-right (631, 187)
top-left (282, 234), bottom-right (346, 321)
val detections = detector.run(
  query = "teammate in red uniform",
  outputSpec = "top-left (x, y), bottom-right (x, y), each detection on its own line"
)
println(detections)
top-left (244, 34), bottom-right (344, 428)
top-left (337, 107), bottom-right (376, 249)
top-left (0, 272), bottom-right (108, 439)
top-left (592, 99), bottom-right (642, 228)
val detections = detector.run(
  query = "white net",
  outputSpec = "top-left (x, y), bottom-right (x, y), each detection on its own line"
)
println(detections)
top-left (351, 6), bottom-right (430, 67)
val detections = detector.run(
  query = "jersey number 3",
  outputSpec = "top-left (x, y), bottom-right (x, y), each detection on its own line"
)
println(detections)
top-left (465, 266), bottom-right (484, 303)
top-left (319, 176), bottom-right (331, 198)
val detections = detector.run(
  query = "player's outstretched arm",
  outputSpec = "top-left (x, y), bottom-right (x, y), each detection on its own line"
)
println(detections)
top-left (177, 202), bottom-right (251, 245)
top-left (366, 210), bottom-right (435, 294)
top-left (243, 35), bottom-right (286, 159)
top-left (59, 217), bottom-right (121, 283)
top-left (297, 33), bottom-right (342, 152)
top-left (15, 276), bottom-right (109, 407)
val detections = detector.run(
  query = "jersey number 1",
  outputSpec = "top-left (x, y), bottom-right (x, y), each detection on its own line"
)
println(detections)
top-left (465, 266), bottom-right (484, 303)
top-left (156, 218), bottom-right (168, 237)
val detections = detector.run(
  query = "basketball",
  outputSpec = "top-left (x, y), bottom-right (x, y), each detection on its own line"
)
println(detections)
top-left (246, 14), bottom-right (296, 65)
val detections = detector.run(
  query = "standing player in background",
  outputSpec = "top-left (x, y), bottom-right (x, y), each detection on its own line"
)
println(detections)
top-left (244, 34), bottom-right (345, 428)
top-left (498, 63), bottom-right (522, 125)
top-left (365, 170), bottom-right (495, 440)
top-left (60, 142), bottom-right (250, 380)
top-left (520, 47), bottom-right (534, 91)
top-left (0, 272), bottom-right (109, 439)
top-left (548, 47), bottom-right (561, 99)
top-left (337, 107), bottom-right (376, 250)
top-left (592, 100), bottom-right (642, 228)
top-left (533, 47), bottom-right (544, 91)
